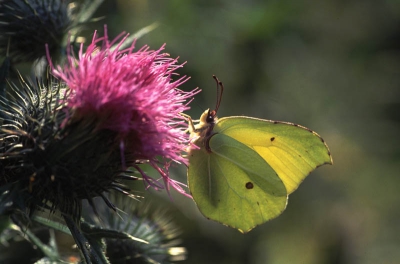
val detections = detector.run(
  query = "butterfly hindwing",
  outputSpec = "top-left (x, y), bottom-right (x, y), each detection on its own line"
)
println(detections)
top-left (188, 131), bottom-right (288, 233)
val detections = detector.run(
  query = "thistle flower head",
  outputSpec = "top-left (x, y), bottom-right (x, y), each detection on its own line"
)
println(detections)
top-left (50, 28), bottom-right (199, 196)
top-left (85, 195), bottom-right (186, 264)
top-left (0, 0), bottom-right (72, 62)
top-left (105, 207), bottom-right (186, 263)
top-left (0, 25), bottom-right (197, 222)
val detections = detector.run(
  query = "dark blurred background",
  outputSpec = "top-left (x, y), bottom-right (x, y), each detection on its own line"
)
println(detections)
top-left (87, 0), bottom-right (400, 263)
top-left (11, 0), bottom-right (400, 263)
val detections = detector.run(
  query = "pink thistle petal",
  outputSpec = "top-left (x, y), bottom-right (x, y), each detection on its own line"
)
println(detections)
top-left (150, 160), bottom-right (192, 198)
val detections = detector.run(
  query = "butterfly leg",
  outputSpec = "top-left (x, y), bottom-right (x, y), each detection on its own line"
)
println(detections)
top-left (180, 113), bottom-right (196, 134)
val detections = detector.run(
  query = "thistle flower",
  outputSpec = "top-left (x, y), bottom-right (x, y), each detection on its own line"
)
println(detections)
top-left (0, 29), bottom-right (198, 223)
top-left (49, 28), bottom-right (199, 197)
top-left (0, 0), bottom-right (72, 63)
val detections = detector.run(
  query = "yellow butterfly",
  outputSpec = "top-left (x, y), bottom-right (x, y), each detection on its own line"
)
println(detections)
top-left (185, 76), bottom-right (332, 233)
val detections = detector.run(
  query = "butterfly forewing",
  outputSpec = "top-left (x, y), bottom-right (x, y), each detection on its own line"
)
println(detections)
top-left (214, 116), bottom-right (333, 194)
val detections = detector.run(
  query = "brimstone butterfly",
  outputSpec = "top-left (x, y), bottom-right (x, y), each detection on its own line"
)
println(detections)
top-left (186, 76), bottom-right (332, 233)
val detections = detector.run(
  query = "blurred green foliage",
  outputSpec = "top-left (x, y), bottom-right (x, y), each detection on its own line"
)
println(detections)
top-left (88, 0), bottom-right (400, 263)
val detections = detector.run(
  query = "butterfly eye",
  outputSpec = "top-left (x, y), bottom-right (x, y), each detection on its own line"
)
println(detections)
top-left (206, 110), bottom-right (216, 123)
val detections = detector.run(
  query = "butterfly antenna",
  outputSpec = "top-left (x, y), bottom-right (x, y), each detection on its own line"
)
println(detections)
top-left (212, 75), bottom-right (224, 114)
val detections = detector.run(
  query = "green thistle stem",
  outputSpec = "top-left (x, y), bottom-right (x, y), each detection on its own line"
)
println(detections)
top-left (63, 215), bottom-right (109, 264)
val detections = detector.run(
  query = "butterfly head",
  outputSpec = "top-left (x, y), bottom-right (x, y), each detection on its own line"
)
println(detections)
top-left (200, 75), bottom-right (223, 125)
top-left (199, 108), bottom-right (217, 126)
top-left (193, 75), bottom-right (222, 134)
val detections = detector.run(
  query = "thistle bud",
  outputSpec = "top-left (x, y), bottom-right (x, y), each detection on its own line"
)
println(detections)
top-left (0, 0), bottom-right (72, 63)
top-left (85, 195), bottom-right (186, 264)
